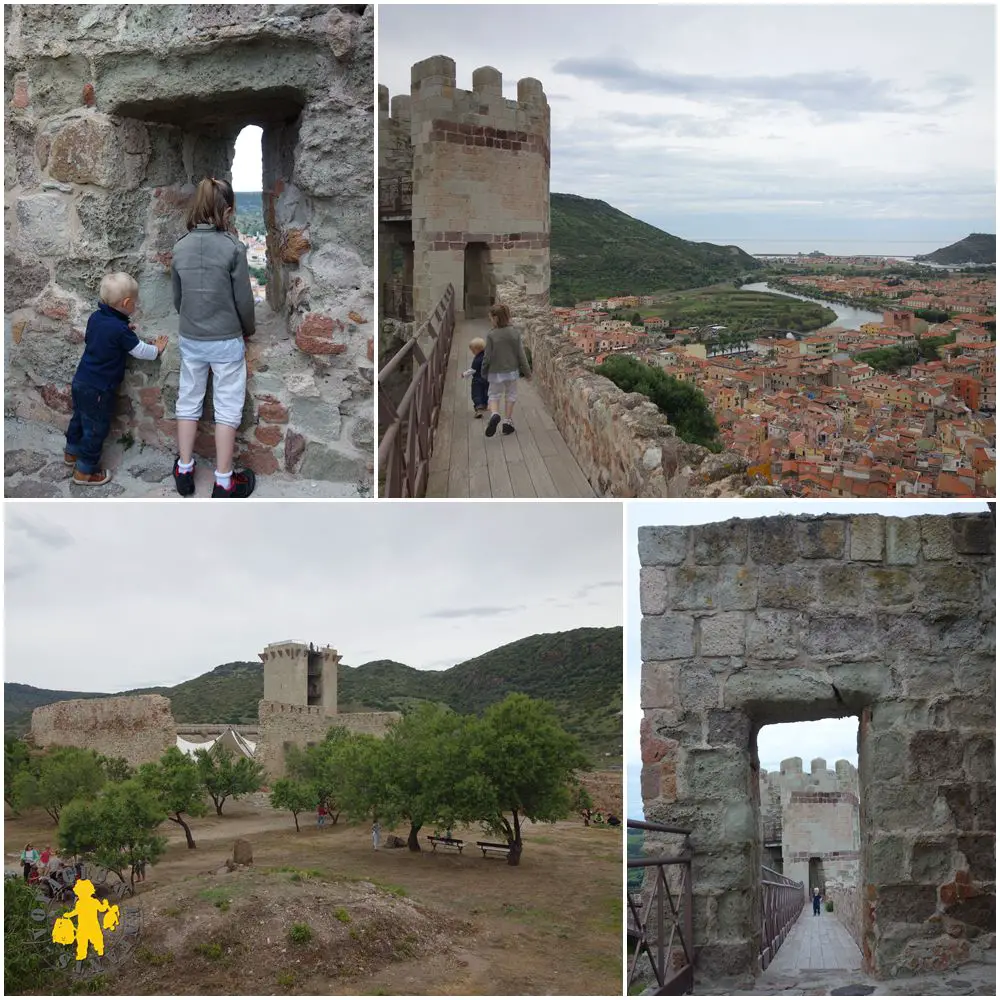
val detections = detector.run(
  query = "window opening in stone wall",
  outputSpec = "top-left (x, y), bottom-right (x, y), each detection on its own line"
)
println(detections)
top-left (757, 717), bottom-right (862, 977)
top-left (306, 650), bottom-right (323, 707)
top-left (232, 125), bottom-right (267, 307)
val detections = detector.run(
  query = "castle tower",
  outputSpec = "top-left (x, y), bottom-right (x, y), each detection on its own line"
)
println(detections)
top-left (402, 55), bottom-right (551, 322)
top-left (259, 641), bottom-right (340, 712)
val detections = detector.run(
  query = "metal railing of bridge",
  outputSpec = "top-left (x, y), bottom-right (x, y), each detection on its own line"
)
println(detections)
top-left (759, 864), bottom-right (804, 971)
top-left (378, 176), bottom-right (412, 217)
top-left (377, 284), bottom-right (455, 497)
top-left (627, 819), bottom-right (694, 995)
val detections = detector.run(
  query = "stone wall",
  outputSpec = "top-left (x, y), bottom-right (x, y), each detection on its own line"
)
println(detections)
top-left (30, 694), bottom-right (176, 767)
top-left (828, 884), bottom-right (864, 951)
top-left (385, 56), bottom-right (550, 322)
top-left (578, 770), bottom-right (622, 817)
top-left (639, 512), bottom-right (995, 979)
top-left (4, 4), bottom-right (373, 486)
top-left (260, 640), bottom-right (340, 712)
top-left (256, 700), bottom-right (400, 779)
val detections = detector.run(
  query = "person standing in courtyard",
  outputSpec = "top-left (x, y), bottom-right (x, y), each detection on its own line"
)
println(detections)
top-left (317, 802), bottom-right (328, 829)
top-left (812, 886), bottom-right (822, 915)
top-left (481, 303), bottom-right (531, 438)
top-left (171, 176), bottom-right (257, 498)
top-left (20, 843), bottom-right (39, 881)
top-left (372, 820), bottom-right (381, 850)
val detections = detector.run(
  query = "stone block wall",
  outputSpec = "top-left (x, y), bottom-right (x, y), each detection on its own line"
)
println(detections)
top-left (638, 512), bottom-right (995, 979)
top-left (828, 884), bottom-right (864, 951)
top-left (5, 4), bottom-right (373, 486)
top-left (393, 56), bottom-right (550, 321)
top-left (256, 700), bottom-right (400, 780)
top-left (260, 640), bottom-right (341, 711)
top-left (30, 694), bottom-right (176, 768)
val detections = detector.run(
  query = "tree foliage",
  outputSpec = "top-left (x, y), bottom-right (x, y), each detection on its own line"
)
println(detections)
top-left (4, 736), bottom-right (31, 811)
top-left (194, 744), bottom-right (265, 815)
top-left (59, 779), bottom-right (168, 892)
top-left (4, 876), bottom-right (63, 994)
top-left (596, 354), bottom-right (721, 450)
top-left (138, 747), bottom-right (207, 849)
top-left (10, 746), bottom-right (106, 823)
top-left (468, 694), bottom-right (590, 865)
top-left (269, 778), bottom-right (318, 832)
top-left (97, 754), bottom-right (134, 784)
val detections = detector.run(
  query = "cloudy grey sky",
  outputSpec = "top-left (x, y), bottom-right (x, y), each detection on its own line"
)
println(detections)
top-left (4, 502), bottom-right (622, 694)
top-left (379, 3), bottom-right (995, 254)
top-left (232, 125), bottom-right (263, 191)
top-left (625, 498), bottom-right (990, 819)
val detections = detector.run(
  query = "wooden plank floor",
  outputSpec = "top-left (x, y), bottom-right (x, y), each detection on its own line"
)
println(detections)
top-left (426, 318), bottom-right (595, 498)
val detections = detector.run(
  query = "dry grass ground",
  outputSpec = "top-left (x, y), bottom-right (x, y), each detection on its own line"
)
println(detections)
top-left (5, 801), bottom-right (622, 995)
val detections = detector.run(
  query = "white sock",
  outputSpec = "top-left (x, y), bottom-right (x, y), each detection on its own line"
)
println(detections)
top-left (215, 469), bottom-right (233, 489)
top-left (177, 458), bottom-right (195, 473)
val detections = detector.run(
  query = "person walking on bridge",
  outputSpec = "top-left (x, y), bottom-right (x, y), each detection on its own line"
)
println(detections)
top-left (812, 886), bottom-right (822, 916)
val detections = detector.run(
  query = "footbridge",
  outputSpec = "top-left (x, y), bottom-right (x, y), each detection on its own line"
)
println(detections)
top-left (378, 284), bottom-right (593, 497)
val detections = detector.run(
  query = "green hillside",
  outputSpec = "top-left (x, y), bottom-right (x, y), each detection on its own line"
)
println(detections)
top-left (551, 193), bottom-right (761, 305)
top-left (4, 627), bottom-right (622, 762)
top-left (914, 233), bottom-right (995, 266)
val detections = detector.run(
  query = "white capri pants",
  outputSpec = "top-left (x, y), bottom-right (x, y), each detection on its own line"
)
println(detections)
top-left (487, 372), bottom-right (519, 404)
top-left (176, 355), bottom-right (247, 429)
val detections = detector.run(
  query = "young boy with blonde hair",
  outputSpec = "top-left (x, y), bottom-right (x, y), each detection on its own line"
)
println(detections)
top-left (460, 336), bottom-right (489, 417)
top-left (64, 272), bottom-right (167, 486)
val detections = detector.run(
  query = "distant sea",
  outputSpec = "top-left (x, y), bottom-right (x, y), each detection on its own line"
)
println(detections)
top-left (724, 240), bottom-right (945, 258)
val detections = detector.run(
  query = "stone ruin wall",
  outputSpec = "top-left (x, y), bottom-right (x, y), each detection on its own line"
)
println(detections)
top-left (759, 756), bottom-right (860, 889)
top-left (29, 694), bottom-right (176, 768)
top-left (256, 700), bottom-right (400, 780)
top-left (397, 56), bottom-right (551, 323)
top-left (578, 770), bottom-right (622, 818)
top-left (4, 4), bottom-right (374, 486)
top-left (497, 279), bottom-right (787, 499)
top-left (639, 512), bottom-right (995, 979)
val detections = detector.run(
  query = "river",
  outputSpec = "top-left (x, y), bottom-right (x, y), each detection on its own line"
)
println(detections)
top-left (739, 281), bottom-right (884, 331)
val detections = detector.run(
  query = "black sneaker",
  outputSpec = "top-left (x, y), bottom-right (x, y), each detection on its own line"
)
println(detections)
top-left (502, 421), bottom-right (515, 435)
top-left (173, 458), bottom-right (195, 497)
top-left (485, 413), bottom-right (502, 437)
top-left (211, 468), bottom-right (256, 498)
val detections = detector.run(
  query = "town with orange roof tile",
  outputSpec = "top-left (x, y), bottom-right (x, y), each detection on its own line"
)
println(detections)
top-left (554, 269), bottom-right (995, 498)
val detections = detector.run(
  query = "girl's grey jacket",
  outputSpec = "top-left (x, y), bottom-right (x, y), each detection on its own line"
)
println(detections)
top-left (171, 223), bottom-right (256, 340)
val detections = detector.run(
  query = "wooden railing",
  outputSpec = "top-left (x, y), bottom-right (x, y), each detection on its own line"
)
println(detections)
top-left (378, 176), bottom-right (412, 218)
top-left (627, 820), bottom-right (695, 995)
top-left (759, 864), bottom-right (804, 971)
top-left (377, 284), bottom-right (455, 497)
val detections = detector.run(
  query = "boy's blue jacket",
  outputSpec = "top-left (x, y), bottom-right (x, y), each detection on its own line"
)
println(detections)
top-left (72, 301), bottom-right (141, 392)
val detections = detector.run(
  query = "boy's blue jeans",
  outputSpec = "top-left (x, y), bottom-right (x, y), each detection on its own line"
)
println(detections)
top-left (65, 382), bottom-right (116, 473)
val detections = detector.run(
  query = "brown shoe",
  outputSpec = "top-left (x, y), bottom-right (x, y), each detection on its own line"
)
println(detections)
top-left (71, 469), bottom-right (112, 487)
top-left (64, 452), bottom-right (76, 466)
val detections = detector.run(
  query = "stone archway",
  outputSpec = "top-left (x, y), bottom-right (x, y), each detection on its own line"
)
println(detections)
top-left (639, 513), bottom-right (995, 980)
top-left (4, 4), bottom-right (374, 484)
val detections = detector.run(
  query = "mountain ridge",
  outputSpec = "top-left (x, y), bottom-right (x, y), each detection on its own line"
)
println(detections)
top-left (4, 627), bottom-right (622, 760)
top-left (914, 233), bottom-right (995, 266)
top-left (550, 192), bottom-right (761, 304)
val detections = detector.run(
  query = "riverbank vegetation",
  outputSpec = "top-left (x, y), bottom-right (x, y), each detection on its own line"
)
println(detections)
top-left (595, 355), bottom-right (721, 451)
top-left (640, 288), bottom-right (835, 334)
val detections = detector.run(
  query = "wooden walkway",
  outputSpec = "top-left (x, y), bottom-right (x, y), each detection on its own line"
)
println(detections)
top-left (426, 318), bottom-right (595, 497)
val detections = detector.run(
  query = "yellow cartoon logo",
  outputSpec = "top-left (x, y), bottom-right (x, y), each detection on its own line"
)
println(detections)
top-left (51, 879), bottom-right (120, 961)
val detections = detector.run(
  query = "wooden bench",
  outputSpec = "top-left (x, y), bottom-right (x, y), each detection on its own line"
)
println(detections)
top-left (476, 841), bottom-right (512, 859)
top-left (427, 836), bottom-right (464, 853)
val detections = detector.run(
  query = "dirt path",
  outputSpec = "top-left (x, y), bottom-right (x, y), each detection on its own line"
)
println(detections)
top-left (6, 803), bottom-right (622, 995)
